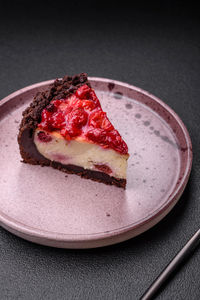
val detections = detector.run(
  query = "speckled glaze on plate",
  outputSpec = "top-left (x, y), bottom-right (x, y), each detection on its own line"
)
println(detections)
top-left (0, 78), bottom-right (192, 248)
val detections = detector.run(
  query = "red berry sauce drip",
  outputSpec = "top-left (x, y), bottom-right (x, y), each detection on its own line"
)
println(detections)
top-left (37, 131), bottom-right (52, 143)
top-left (38, 85), bottom-right (128, 154)
top-left (94, 164), bottom-right (112, 174)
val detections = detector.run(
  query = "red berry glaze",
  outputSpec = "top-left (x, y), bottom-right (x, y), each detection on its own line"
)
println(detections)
top-left (37, 131), bottom-right (52, 143)
top-left (94, 164), bottom-right (112, 174)
top-left (38, 85), bottom-right (128, 154)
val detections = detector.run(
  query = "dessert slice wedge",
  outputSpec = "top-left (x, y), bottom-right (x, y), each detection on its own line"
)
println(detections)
top-left (18, 73), bottom-right (129, 188)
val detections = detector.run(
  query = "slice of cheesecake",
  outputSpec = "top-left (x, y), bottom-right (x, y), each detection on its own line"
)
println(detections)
top-left (18, 73), bottom-right (129, 188)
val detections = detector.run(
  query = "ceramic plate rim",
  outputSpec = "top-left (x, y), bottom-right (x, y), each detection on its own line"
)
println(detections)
top-left (0, 77), bottom-right (193, 246)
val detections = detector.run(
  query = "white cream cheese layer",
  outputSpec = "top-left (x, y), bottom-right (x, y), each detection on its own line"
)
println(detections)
top-left (34, 129), bottom-right (128, 179)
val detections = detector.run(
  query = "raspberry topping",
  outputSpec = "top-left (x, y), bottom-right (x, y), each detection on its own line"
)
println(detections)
top-left (94, 164), bottom-right (112, 174)
top-left (38, 85), bottom-right (128, 154)
top-left (37, 131), bottom-right (52, 143)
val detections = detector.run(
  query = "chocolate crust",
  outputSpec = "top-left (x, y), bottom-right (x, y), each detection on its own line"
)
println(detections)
top-left (22, 158), bottom-right (126, 188)
top-left (18, 73), bottom-right (90, 139)
top-left (18, 73), bottom-right (126, 189)
top-left (18, 73), bottom-right (90, 163)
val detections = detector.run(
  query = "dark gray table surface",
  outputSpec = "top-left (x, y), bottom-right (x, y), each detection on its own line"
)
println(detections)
top-left (0, 1), bottom-right (200, 299)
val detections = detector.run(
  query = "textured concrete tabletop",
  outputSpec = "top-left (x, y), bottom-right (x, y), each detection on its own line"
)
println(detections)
top-left (0, 1), bottom-right (199, 299)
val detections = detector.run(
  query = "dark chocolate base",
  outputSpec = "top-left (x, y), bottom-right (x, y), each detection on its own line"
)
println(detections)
top-left (52, 162), bottom-right (126, 188)
top-left (18, 73), bottom-right (126, 189)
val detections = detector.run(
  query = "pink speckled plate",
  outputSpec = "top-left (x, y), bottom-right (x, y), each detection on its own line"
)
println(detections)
top-left (0, 78), bottom-right (192, 248)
